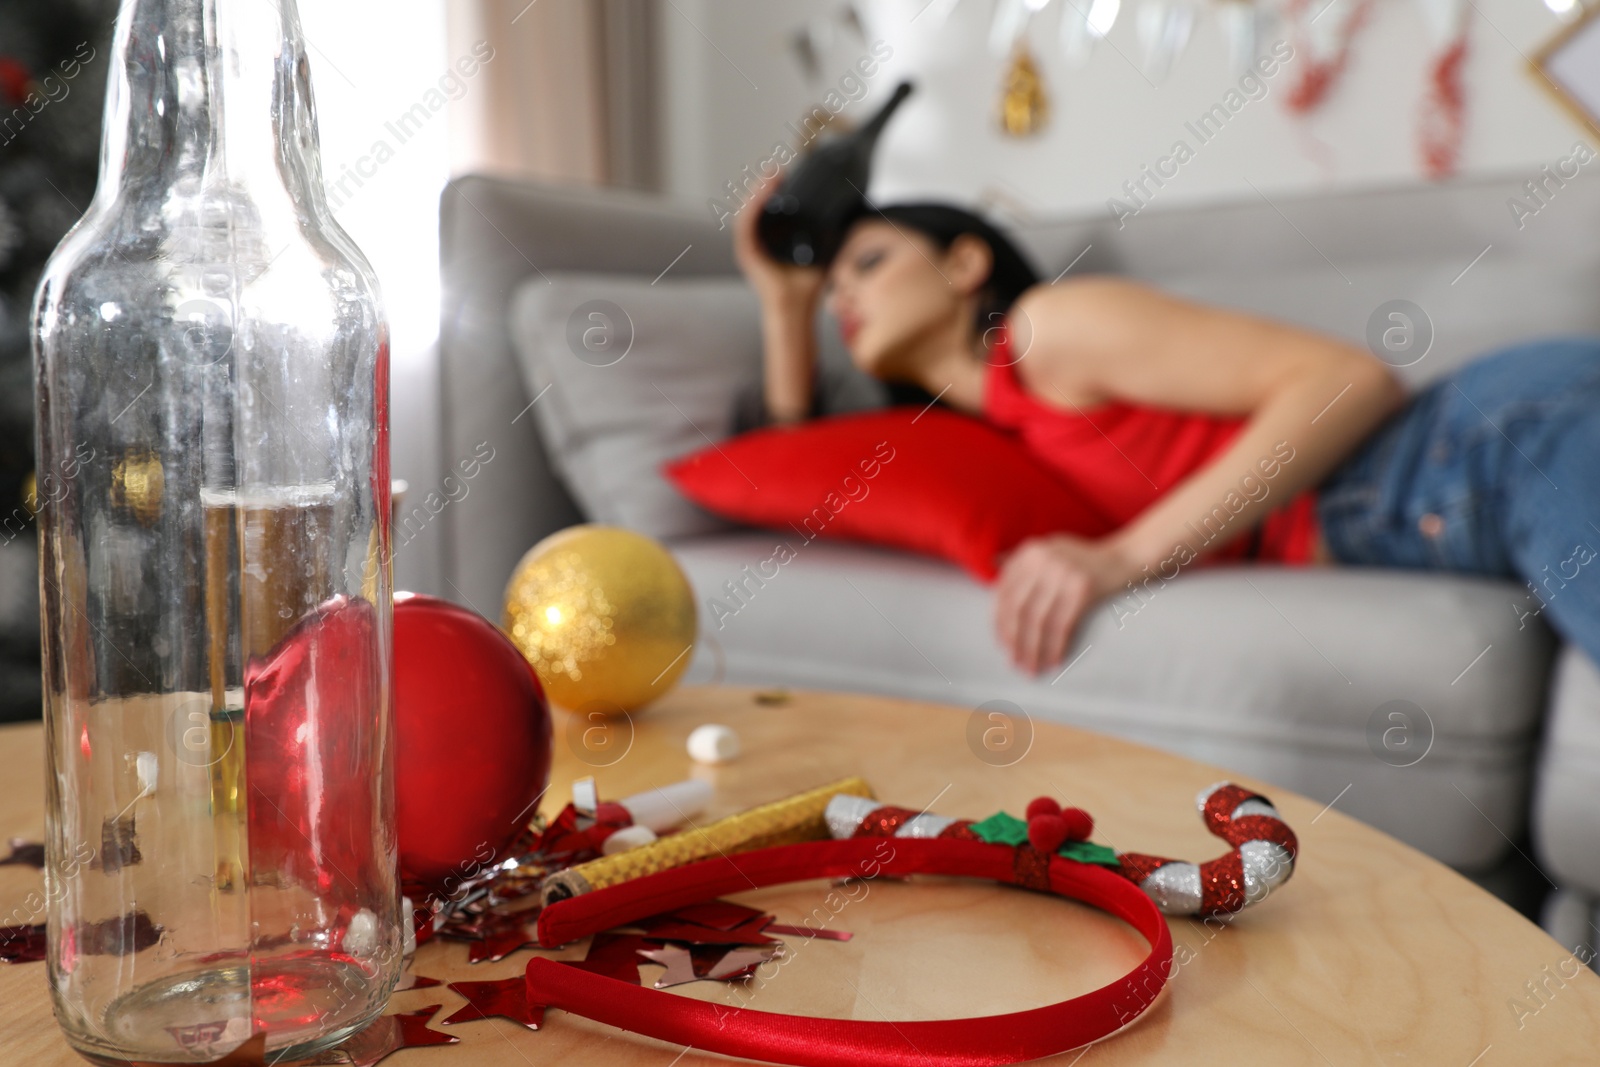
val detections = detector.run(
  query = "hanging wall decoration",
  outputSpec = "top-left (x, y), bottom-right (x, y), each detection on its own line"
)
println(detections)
top-left (1415, 0), bottom-right (1470, 179)
top-left (1000, 43), bottom-right (1052, 134)
top-left (812, 0), bottom-right (1475, 180)
top-left (1216, 0), bottom-right (1267, 75)
top-left (1530, 1), bottom-right (1600, 136)
top-left (787, 3), bottom-right (870, 85)
top-left (1281, 0), bottom-right (1376, 113)
top-left (1137, 0), bottom-right (1199, 82)
top-left (993, 0), bottom-right (1054, 135)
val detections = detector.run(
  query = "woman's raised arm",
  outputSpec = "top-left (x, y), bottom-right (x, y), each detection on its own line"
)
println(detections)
top-left (733, 178), bottom-right (827, 424)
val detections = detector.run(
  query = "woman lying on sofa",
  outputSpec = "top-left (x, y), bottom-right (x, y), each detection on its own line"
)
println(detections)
top-left (733, 181), bottom-right (1600, 676)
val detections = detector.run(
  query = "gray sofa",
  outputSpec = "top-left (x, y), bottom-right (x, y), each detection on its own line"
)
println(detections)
top-left (435, 171), bottom-right (1600, 933)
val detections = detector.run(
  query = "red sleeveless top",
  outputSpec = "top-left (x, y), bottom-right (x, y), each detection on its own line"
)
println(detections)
top-left (980, 335), bottom-right (1319, 565)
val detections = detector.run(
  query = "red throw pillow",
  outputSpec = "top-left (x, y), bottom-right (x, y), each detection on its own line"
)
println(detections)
top-left (664, 407), bottom-right (1115, 580)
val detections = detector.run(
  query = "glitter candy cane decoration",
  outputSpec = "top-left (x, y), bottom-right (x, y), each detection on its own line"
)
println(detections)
top-left (1114, 782), bottom-right (1298, 917)
top-left (825, 781), bottom-right (1298, 919)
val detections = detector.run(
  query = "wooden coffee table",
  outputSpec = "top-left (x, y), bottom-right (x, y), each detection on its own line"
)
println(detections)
top-left (2, 685), bottom-right (1598, 1063)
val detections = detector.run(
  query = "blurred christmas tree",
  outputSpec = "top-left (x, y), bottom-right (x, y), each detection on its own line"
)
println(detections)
top-left (0, 0), bottom-right (117, 720)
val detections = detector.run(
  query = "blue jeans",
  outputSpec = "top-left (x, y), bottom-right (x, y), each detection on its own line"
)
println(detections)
top-left (1317, 338), bottom-right (1600, 663)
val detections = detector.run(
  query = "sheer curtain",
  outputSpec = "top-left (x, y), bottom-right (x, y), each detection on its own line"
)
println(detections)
top-left (449, 0), bottom-right (660, 190)
top-left (299, 0), bottom-right (453, 593)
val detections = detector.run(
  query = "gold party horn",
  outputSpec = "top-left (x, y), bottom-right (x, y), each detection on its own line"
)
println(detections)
top-left (540, 776), bottom-right (875, 905)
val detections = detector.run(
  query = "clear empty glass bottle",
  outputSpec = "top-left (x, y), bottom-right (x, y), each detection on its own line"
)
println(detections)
top-left (32, 0), bottom-right (398, 1061)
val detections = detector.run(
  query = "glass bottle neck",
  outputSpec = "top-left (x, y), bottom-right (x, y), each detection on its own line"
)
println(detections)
top-left (97, 0), bottom-right (329, 223)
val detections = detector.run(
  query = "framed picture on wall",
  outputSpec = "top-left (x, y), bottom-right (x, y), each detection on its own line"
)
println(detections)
top-left (1532, 5), bottom-right (1600, 136)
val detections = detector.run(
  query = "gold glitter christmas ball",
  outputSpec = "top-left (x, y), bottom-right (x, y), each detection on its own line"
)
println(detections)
top-left (503, 525), bottom-right (697, 715)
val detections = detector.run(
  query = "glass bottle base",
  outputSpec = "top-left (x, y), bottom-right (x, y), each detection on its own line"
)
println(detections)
top-left (60, 955), bottom-right (387, 1064)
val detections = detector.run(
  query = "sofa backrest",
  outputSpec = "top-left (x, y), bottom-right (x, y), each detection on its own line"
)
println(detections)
top-left (438, 170), bottom-right (1600, 613)
top-left (437, 177), bottom-right (737, 612)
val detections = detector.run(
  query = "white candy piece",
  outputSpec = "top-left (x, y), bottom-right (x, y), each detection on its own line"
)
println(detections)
top-left (602, 824), bottom-right (658, 855)
top-left (135, 751), bottom-right (159, 796)
top-left (687, 723), bottom-right (740, 765)
top-left (343, 908), bottom-right (380, 956)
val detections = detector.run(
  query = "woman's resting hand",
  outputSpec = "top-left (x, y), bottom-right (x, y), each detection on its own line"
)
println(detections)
top-left (994, 534), bottom-right (1130, 675)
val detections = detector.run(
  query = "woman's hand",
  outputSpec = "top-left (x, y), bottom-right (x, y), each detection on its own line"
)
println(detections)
top-left (994, 535), bottom-right (1131, 675)
top-left (733, 174), bottom-right (825, 311)
top-left (734, 174), bottom-right (826, 424)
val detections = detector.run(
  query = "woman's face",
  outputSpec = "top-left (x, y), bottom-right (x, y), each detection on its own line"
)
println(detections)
top-left (825, 220), bottom-right (988, 379)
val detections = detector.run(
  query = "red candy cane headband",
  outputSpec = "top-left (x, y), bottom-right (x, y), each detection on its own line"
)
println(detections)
top-left (828, 781), bottom-right (1299, 918)
top-left (527, 783), bottom-right (1296, 1067)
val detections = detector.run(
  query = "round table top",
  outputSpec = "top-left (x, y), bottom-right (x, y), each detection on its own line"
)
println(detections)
top-left (2, 684), bottom-right (1598, 1064)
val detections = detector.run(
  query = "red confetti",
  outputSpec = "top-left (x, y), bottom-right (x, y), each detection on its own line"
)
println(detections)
top-left (662, 899), bottom-right (766, 931)
top-left (637, 914), bottom-right (774, 946)
top-left (467, 920), bottom-right (537, 964)
top-left (563, 933), bottom-right (650, 984)
top-left (765, 924), bottom-right (852, 941)
top-left (637, 943), bottom-right (784, 988)
top-left (0, 839), bottom-right (44, 869)
top-left (444, 976), bottom-right (544, 1030)
top-left (336, 1005), bottom-right (459, 1065)
top-left (0, 924), bottom-right (47, 963)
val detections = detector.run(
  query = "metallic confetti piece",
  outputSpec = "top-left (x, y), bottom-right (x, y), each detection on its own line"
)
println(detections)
top-left (444, 976), bottom-right (543, 1030)
top-left (331, 1006), bottom-right (459, 1066)
top-left (0, 838), bottom-right (44, 868)
top-left (765, 924), bottom-right (852, 941)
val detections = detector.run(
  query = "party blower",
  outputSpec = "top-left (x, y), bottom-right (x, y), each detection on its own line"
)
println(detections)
top-left (758, 80), bottom-right (916, 266)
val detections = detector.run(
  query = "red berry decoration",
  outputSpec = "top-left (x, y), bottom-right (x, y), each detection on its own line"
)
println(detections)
top-left (1028, 813), bottom-right (1069, 854)
top-left (1025, 796), bottom-right (1061, 821)
top-left (1060, 807), bottom-right (1095, 843)
top-left (394, 593), bottom-right (552, 890)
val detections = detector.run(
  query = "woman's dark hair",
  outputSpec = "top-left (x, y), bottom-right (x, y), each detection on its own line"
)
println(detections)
top-left (851, 202), bottom-right (1041, 330)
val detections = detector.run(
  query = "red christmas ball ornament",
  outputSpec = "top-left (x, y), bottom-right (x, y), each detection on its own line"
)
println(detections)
top-left (1025, 796), bottom-right (1061, 821)
top-left (245, 596), bottom-right (387, 897)
top-left (394, 593), bottom-right (551, 891)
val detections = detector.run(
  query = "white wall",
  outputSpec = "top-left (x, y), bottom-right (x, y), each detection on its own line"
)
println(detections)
top-left (659, 0), bottom-right (1589, 220)
top-left (298, 0), bottom-right (1586, 599)
top-left (299, 0), bottom-right (454, 595)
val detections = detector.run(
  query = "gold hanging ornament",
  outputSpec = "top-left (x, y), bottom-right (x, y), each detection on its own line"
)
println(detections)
top-left (503, 525), bottom-right (697, 716)
top-left (999, 44), bottom-right (1049, 137)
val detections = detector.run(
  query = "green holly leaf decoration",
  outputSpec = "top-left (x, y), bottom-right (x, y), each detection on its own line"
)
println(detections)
top-left (1059, 841), bottom-right (1121, 868)
top-left (969, 812), bottom-right (1121, 868)
top-left (969, 811), bottom-right (1030, 847)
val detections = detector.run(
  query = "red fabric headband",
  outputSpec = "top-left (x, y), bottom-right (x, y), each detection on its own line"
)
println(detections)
top-left (529, 836), bottom-right (1174, 1067)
